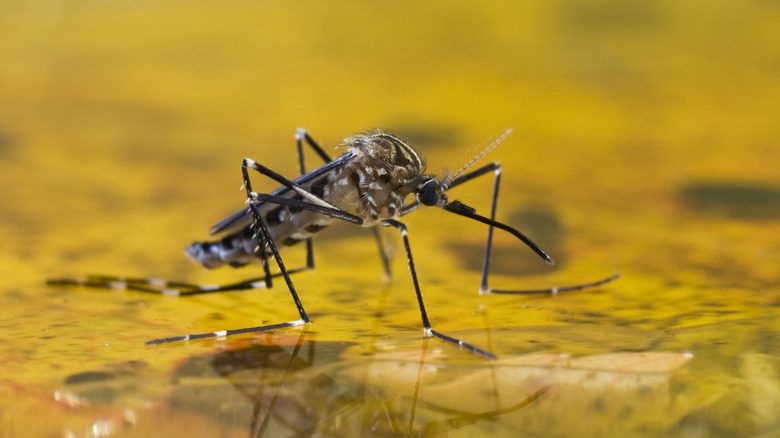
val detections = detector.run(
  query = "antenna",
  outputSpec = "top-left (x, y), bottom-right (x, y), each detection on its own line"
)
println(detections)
top-left (444, 128), bottom-right (513, 188)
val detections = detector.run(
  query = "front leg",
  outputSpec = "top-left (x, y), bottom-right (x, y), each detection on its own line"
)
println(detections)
top-left (444, 163), bottom-right (620, 295)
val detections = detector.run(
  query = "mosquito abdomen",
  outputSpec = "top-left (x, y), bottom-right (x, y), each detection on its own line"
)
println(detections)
top-left (187, 211), bottom-right (334, 269)
top-left (186, 227), bottom-right (257, 269)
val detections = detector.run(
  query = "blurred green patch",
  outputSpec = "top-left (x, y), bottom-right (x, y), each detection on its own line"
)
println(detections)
top-left (680, 181), bottom-right (780, 220)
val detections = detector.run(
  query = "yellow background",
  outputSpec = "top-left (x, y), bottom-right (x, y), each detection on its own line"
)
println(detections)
top-left (1, 1), bottom-right (779, 436)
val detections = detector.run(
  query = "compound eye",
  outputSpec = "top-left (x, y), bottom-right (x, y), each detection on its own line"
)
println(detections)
top-left (418, 180), bottom-right (440, 206)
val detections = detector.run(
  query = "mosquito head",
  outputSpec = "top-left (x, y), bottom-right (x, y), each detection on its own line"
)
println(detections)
top-left (416, 177), bottom-right (448, 207)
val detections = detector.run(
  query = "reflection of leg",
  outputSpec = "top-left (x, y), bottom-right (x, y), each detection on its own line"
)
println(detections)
top-left (416, 385), bottom-right (550, 434)
top-left (382, 219), bottom-right (496, 360)
top-left (481, 308), bottom-right (501, 410)
top-left (372, 226), bottom-right (393, 280)
top-left (254, 333), bottom-right (308, 437)
top-left (408, 336), bottom-right (430, 434)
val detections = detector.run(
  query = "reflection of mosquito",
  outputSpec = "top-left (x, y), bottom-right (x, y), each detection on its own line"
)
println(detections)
top-left (198, 334), bottom-right (548, 436)
top-left (49, 128), bottom-right (618, 359)
top-left (208, 334), bottom-right (318, 437)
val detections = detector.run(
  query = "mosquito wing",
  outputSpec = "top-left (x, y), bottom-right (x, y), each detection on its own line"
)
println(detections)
top-left (209, 151), bottom-right (357, 235)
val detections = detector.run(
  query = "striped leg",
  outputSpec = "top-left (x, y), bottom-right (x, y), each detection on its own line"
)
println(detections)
top-left (45, 269), bottom-right (309, 296)
top-left (146, 203), bottom-right (311, 346)
top-left (444, 163), bottom-right (620, 295)
top-left (295, 128), bottom-right (332, 270)
top-left (488, 274), bottom-right (621, 295)
top-left (382, 219), bottom-right (497, 360)
top-left (48, 212), bottom-right (276, 296)
top-left (46, 219), bottom-right (288, 296)
top-left (145, 171), bottom-right (367, 345)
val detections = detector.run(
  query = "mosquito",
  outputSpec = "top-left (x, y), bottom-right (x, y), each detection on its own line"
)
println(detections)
top-left (48, 128), bottom-right (619, 359)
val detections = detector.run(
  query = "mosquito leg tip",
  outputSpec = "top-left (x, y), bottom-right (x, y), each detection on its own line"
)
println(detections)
top-left (476, 348), bottom-right (498, 360)
top-left (146, 334), bottom-right (189, 346)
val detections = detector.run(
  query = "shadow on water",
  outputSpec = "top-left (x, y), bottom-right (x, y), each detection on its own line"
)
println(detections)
top-left (59, 361), bottom-right (151, 406)
top-left (0, 128), bottom-right (15, 156)
top-left (680, 181), bottom-right (780, 220)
